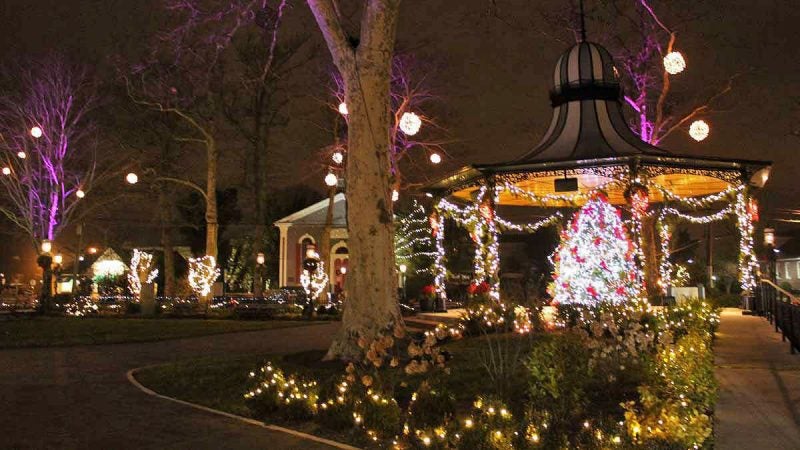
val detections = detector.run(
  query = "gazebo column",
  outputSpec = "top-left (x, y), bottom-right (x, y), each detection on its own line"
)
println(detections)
top-left (430, 208), bottom-right (447, 301)
top-left (735, 189), bottom-right (758, 294)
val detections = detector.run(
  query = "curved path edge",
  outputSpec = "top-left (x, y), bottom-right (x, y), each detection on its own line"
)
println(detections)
top-left (127, 366), bottom-right (360, 450)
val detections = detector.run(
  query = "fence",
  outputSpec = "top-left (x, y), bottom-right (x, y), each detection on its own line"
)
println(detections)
top-left (753, 279), bottom-right (800, 354)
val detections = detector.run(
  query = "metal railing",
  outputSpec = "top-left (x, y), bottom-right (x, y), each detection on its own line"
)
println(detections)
top-left (753, 279), bottom-right (800, 354)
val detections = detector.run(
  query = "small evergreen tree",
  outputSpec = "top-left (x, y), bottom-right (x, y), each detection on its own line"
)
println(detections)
top-left (551, 194), bottom-right (641, 305)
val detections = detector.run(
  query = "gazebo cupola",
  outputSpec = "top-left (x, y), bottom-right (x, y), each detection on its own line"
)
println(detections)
top-left (424, 38), bottom-right (771, 301)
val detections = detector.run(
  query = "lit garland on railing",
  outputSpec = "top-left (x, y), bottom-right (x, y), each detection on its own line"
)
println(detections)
top-left (430, 210), bottom-right (447, 301)
top-left (128, 249), bottom-right (158, 297)
top-left (660, 204), bottom-right (735, 224)
top-left (500, 179), bottom-right (625, 205)
top-left (735, 191), bottom-right (758, 293)
top-left (651, 183), bottom-right (743, 208)
top-left (494, 213), bottom-right (562, 233)
top-left (188, 256), bottom-right (220, 297)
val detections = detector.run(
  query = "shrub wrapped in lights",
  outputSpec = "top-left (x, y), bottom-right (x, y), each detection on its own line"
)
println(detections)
top-left (188, 255), bottom-right (219, 297)
top-left (128, 249), bottom-right (158, 297)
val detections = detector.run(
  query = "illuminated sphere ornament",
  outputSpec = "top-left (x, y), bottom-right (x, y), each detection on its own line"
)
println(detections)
top-left (41, 240), bottom-right (52, 253)
top-left (332, 150), bottom-right (344, 165)
top-left (324, 172), bottom-right (338, 187)
top-left (126, 172), bottom-right (139, 184)
top-left (663, 51), bottom-right (686, 75)
top-left (17, 151), bottom-right (26, 159)
top-left (399, 112), bottom-right (422, 136)
top-left (30, 126), bottom-right (43, 138)
top-left (76, 189), bottom-right (86, 199)
top-left (2, 167), bottom-right (10, 176)
top-left (429, 152), bottom-right (442, 164)
top-left (338, 102), bottom-right (348, 116)
top-left (392, 189), bottom-right (399, 202)
top-left (689, 120), bottom-right (710, 141)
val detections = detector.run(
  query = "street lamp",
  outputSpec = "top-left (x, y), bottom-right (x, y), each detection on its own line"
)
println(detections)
top-left (764, 227), bottom-right (776, 283)
top-left (41, 240), bottom-right (52, 254)
top-left (399, 264), bottom-right (407, 302)
top-left (256, 252), bottom-right (265, 265)
top-left (53, 254), bottom-right (63, 266)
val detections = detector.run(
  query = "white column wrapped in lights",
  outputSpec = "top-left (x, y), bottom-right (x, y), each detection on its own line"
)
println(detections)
top-left (657, 214), bottom-right (673, 294)
top-left (430, 208), bottom-right (447, 302)
top-left (188, 255), bottom-right (220, 298)
top-left (735, 190), bottom-right (759, 293)
top-left (128, 249), bottom-right (158, 297)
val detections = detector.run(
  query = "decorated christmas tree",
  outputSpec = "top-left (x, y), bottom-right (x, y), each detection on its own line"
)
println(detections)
top-left (550, 193), bottom-right (642, 305)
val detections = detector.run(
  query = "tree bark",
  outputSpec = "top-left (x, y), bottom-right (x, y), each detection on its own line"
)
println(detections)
top-left (159, 188), bottom-right (176, 297)
top-left (206, 137), bottom-right (219, 261)
top-left (641, 214), bottom-right (660, 300)
top-left (308, 0), bottom-right (403, 361)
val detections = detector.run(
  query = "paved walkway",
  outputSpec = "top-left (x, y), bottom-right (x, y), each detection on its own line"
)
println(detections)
top-left (715, 308), bottom-right (800, 449)
top-left (0, 322), bottom-right (340, 449)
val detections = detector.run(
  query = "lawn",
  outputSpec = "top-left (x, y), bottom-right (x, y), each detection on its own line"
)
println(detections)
top-left (0, 317), bottom-right (311, 348)
top-left (133, 333), bottom-right (541, 418)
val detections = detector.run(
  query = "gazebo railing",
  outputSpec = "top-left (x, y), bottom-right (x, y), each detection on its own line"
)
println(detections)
top-left (753, 279), bottom-right (800, 354)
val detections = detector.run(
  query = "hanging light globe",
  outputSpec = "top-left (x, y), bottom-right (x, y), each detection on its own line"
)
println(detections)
top-left (324, 172), bottom-right (338, 187)
top-left (429, 152), bottom-right (442, 164)
top-left (126, 172), bottom-right (139, 184)
top-left (663, 51), bottom-right (686, 75)
top-left (392, 189), bottom-right (399, 202)
top-left (2, 167), bottom-right (10, 176)
top-left (17, 151), bottom-right (26, 159)
top-left (30, 126), bottom-right (43, 138)
top-left (689, 120), bottom-right (710, 141)
top-left (332, 150), bottom-right (344, 165)
top-left (399, 112), bottom-right (422, 136)
top-left (76, 189), bottom-right (86, 199)
top-left (337, 102), bottom-right (348, 116)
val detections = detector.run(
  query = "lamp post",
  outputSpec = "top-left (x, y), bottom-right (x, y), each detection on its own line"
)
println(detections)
top-left (764, 227), bottom-right (776, 284)
top-left (254, 252), bottom-right (265, 297)
top-left (399, 264), bottom-right (407, 302)
top-left (37, 240), bottom-right (53, 313)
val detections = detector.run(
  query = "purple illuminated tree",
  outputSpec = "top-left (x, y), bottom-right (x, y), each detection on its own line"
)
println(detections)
top-left (0, 57), bottom-right (99, 249)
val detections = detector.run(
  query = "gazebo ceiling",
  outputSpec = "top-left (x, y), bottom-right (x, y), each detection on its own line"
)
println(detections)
top-left (424, 41), bottom-right (771, 205)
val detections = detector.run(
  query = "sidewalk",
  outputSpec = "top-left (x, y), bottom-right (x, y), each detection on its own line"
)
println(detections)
top-left (715, 308), bottom-right (800, 449)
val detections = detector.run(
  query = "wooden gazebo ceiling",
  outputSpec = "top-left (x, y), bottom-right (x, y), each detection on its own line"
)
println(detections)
top-left (451, 172), bottom-right (733, 208)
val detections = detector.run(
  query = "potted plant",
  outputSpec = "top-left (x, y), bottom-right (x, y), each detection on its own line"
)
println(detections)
top-left (420, 285), bottom-right (436, 312)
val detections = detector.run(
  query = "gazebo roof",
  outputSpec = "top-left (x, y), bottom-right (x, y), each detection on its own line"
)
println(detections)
top-left (425, 41), bottom-right (771, 205)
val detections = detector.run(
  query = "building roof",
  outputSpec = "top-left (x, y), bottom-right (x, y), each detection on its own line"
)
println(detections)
top-left (274, 193), bottom-right (347, 227)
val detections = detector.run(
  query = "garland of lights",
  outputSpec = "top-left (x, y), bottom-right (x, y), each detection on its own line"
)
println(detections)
top-left (128, 249), bottom-right (158, 297)
top-left (300, 263), bottom-right (329, 302)
top-left (430, 211), bottom-right (447, 301)
top-left (394, 201), bottom-right (438, 273)
top-left (657, 214), bottom-right (673, 294)
top-left (735, 191), bottom-right (759, 293)
top-left (188, 255), bottom-right (220, 297)
top-left (500, 179), bottom-right (625, 206)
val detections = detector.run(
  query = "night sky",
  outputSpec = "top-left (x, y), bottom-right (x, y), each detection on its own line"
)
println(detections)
top-left (0, 0), bottom-right (798, 224)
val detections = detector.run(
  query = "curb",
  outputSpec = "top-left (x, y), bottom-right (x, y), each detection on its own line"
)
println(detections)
top-left (126, 367), bottom-right (359, 450)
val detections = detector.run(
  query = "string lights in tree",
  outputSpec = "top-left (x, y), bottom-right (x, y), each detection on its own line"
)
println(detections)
top-left (550, 194), bottom-right (642, 305)
top-left (128, 249), bottom-right (158, 297)
top-left (395, 201), bottom-right (437, 274)
top-left (301, 263), bottom-right (329, 302)
top-left (188, 255), bottom-right (220, 297)
top-left (399, 112), bottom-right (422, 136)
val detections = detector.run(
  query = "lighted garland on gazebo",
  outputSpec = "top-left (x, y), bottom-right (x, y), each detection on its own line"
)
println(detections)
top-left (425, 41), bottom-right (770, 304)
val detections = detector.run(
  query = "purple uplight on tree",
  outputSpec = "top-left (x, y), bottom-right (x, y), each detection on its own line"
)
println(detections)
top-left (0, 56), bottom-right (99, 249)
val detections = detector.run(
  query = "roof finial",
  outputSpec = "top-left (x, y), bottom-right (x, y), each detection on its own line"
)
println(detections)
top-left (579, 0), bottom-right (587, 42)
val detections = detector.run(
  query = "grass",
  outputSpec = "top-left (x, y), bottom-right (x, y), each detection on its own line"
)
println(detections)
top-left (133, 332), bottom-right (545, 418)
top-left (0, 317), bottom-right (311, 348)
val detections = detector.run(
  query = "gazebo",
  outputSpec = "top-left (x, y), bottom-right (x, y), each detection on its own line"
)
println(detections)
top-left (424, 41), bottom-right (771, 302)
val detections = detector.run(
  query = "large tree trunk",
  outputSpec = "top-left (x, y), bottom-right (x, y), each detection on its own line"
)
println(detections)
top-left (206, 137), bottom-right (219, 261)
top-left (309, 0), bottom-right (403, 361)
top-left (252, 118), bottom-right (268, 297)
top-left (159, 188), bottom-right (176, 297)
top-left (641, 214), bottom-right (660, 300)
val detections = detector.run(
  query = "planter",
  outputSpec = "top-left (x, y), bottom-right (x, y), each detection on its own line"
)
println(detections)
top-left (435, 297), bottom-right (447, 312)
top-left (420, 297), bottom-right (434, 312)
